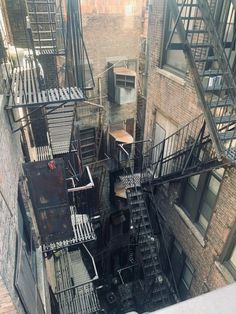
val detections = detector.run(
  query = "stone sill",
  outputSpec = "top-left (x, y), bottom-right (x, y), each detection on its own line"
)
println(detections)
top-left (174, 204), bottom-right (206, 247)
top-left (215, 261), bottom-right (235, 284)
top-left (156, 67), bottom-right (186, 86)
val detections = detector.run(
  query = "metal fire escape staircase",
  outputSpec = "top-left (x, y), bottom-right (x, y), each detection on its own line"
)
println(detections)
top-left (26, 0), bottom-right (63, 55)
top-left (120, 173), bottom-right (172, 311)
top-left (168, 0), bottom-right (236, 163)
top-left (5, 0), bottom-right (95, 158)
top-left (141, 0), bottom-right (236, 186)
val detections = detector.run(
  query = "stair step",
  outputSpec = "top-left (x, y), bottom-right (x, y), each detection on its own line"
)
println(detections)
top-left (29, 11), bottom-right (56, 14)
top-left (200, 70), bottom-right (223, 76)
top-left (128, 191), bottom-right (143, 197)
top-left (182, 16), bottom-right (203, 20)
top-left (34, 38), bottom-right (56, 42)
top-left (204, 85), bottom-right (229, 92)
top-left (32, 30), bottom-right (56, 34)
top-left (80, 136), bottom-right (95, 142)
top-left (81, 143), bottom-right (96, 149)
top-left (187, 29), bottom-right (208, 34)
top-left (194, 56), bottom-right (218, 62)
top-left (177, 3), bottom-right (199, 7)
top-left (226, 148), bottom-right (236, 160)
top-left (215, 115), bottom-right (236, 124)
top-left (130, 199), bottom-right (145, 205)
top-left (190, 43), bottom-right (211, 48)
top-left (219, 130), bottom-right (236, 141)
top-left (209, 99), bottom-right (233, 108)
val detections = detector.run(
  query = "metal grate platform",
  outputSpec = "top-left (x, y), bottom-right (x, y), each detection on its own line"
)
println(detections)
top-left (8, 60), bottom-right (83, 108)
top-left (42, 210), bottom-right (96, 252)
top-left (120, 173), bottom-right (141, 189)
top-left (55, 249), bottom-right (100, 314)
top-left (71, 214), bottom-right (96, 243)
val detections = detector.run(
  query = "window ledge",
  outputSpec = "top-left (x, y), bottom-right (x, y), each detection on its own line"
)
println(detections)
top-left (156, 68), bottom-right (186, 86)
top-left (214, 261), bottom-right (235, 284)
top-left (174, 204), bottom-right (206, 247)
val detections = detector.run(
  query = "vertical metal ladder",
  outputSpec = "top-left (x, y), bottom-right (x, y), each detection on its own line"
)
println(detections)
top-left (169, 0), bottom-right (236, 162)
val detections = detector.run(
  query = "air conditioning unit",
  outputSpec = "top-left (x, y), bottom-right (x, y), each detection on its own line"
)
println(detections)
top-left (208, 75), bottom-right (222, 89)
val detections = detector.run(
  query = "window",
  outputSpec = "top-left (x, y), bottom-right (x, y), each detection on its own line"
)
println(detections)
top-left (18, 190), bottom-right (37, 277)
top-left (181, 168), bottom-right (224, 234)
top-left (169, 239), bottom-right (195, 300)
top-left (162, 1), bottom-right (187, 74)
top-left (220, 225), bottom-right (236, 279)
top-left (115, 74), bottom-right (135, 89)
top-left (179, 258), bottom-right (195, 299)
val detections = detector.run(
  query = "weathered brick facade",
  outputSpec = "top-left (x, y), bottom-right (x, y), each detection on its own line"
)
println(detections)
top-left (145, 0), bottom-right (236, 299)
top-left (81, 0), bottom-right (145, 130)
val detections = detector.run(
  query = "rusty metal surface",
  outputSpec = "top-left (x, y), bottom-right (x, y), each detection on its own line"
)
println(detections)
top-left (23, 158), bottom-right (73, 244)
top-left (109, 129), bottom-right (133, 144)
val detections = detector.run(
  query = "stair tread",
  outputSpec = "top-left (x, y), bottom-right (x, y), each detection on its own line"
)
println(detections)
top-left (209, 99), bottom-right (233, 108)
top-left (215, 115), bottom-right (236, 124)
top-left (200, 70), bottom-right (223, 76)
top-left (190, 43), bottom-right (211, 48)
top-left (195, 57), bottom-right (217, 63)
top-left (219, 130), bottom-right (236, 141)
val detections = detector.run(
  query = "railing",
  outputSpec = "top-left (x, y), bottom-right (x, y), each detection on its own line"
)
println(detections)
top-left (119, 153), bottom-right (172, 309)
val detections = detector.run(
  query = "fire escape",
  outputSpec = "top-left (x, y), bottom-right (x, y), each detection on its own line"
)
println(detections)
top-left (118, 0), bottom-right (236, 310)
top-left (3, 1), bottom-right (102, 313)
top-left (4, 0), bottom-right (94, 158)
top-left (142, 0), bottom-right (236, 186)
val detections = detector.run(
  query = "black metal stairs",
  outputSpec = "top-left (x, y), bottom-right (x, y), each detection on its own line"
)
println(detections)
top-left (26, 0), bottom-right (62, 55)
top-left (169, 0), bottom-right (236, 163)
top-left (80, 128), bottom-right (97, 163)
top-left (46, 102), bottom-right (76, 155)
top-left (120, 174), bottom-right (172, 311)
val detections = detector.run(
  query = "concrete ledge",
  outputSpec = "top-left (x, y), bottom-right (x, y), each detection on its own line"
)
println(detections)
top-left (174, 204), bottom-right (206, 247)
top-left (215, 261), bottom-right (235, 284)
top-left (156, 68), bottom-right (186, 86)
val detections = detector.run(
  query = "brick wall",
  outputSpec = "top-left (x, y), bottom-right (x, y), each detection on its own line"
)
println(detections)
top-left (4, 0), bottom-right (28, 48)
top-left (81, 0), bottom-right (144, 130)
top-left (145, 0), bottom-right (236, 298)
top-left (0, 94), bottom-right (25, 313)
top-left (144, 0), bottom-right (201, 142)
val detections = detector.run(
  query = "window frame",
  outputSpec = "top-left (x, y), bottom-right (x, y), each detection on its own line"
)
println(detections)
top-left (161, 0), bottom-right (187, 77)
top-left (220, 223), bottom-right (236, 279)
top-left (180, 169), bottom-right (224, 235)
top-left (169, 239), bottom-right (195, 300)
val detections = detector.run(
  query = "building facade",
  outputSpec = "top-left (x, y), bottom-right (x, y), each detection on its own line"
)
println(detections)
top-left (144, 0), bottom-right (236, 300)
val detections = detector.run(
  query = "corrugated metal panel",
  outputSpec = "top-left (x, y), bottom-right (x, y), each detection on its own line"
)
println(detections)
top-left (15, 239), bottom-right (45, 314)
